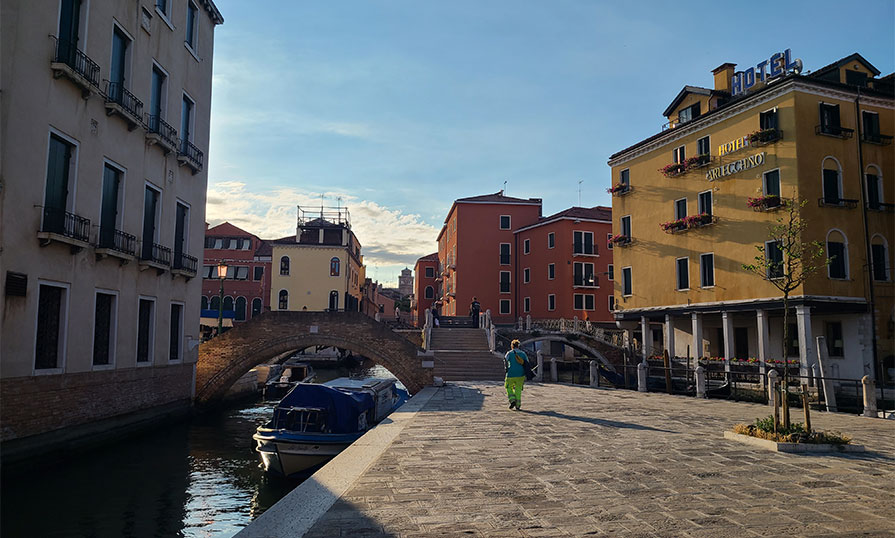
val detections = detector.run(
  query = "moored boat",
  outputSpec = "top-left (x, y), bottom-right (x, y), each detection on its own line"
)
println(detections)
top-left (262, 361), bottom-right (316, 401)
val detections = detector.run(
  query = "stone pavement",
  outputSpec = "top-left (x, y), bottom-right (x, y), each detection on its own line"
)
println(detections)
top-left (307, 382), bottom-right (895, 537)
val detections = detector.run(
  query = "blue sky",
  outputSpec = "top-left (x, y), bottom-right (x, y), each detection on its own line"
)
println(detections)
top-left (205, 0), bottom-right (894, 286)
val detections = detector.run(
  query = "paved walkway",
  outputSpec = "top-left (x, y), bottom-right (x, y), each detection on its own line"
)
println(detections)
top-left (268, 382), bottom-right (895, 537)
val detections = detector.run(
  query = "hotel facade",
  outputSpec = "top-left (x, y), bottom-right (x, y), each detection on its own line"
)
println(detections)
top-left (608, 52), bottom-right (893, 382)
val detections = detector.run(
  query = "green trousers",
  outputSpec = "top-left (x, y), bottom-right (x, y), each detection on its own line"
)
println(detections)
top-left (505, 376), bottom-right (525, 407)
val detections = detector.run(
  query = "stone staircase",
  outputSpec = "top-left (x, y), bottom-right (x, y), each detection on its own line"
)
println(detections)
top-left (429, 327), bottom-right (505, 381)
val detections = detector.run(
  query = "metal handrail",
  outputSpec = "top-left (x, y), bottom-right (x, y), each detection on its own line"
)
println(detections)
top-left (173, 252), bottom-right (198, 273)
top-left (97, 227), bottom-right (136, 255)
top-left (818, 197), bottom-right (859, 209)
top-left (178, 139), bottom-right (204, 169)
top-left (573, 243), bottom-right (599, 256)
top-left (105, 81), bottom-right (143, 122)
top-left (145, 114), bottom-right (178, 148)
top-left (815, 124), bottom-right (855, 138)
top-left (861, 132), bottom-right (893, 145)
top-left (141, 242), bottom-right (172, 265)
top-left (52, 37), bottom-right (100, 87)
top-left (42, 207), bottom-right (90, 242)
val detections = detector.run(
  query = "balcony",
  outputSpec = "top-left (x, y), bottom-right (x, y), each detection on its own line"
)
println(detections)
top-left (573, 243), bottom-right (599, 256)
top-left (177, 139), bottom-right (204, 174)
top-left (862, 132), bottom-right (893, 146)
top-left (50, 37), bottom-right (100, 98)
top-left (867, 202), bottom-right (895, 213)
top-left (607, 184), bottom-right (632, 196)
top-left (815, 125), bottom-right (855, 139)
top-left (818, 197), bottom-right (859, 209)
top-left (747, 195), bottom-right (784, 212)
top-left (609, 234), bottom-right (632, 247)
top-left (573, 276), bottom-right (598, 288)
top-left (139, 242), bottom-right (172, 273)
top-left (95, 227), bottom-right (137, 263)
top-left (749, 128), bottom-right (783, 146)
top-left (38, 208), bottom-right (91, 251)
top-left (145, 115), bottom-right (178, 154)
top-left (499, 254), bottom-right (511, 265)
top-left (172, 252), bottom-right (199, 278)
top-left (104, 81), bottom-right (143, 130)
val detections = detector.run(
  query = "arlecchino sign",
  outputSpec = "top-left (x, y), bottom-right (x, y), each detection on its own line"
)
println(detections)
top-left (706, 152), bottom-right (766, 181)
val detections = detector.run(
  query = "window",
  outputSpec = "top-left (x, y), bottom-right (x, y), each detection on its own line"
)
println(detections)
top-left (169, 303), bottom-right (183, 361)
top-left (845, 70), bottom-right (868, 87)
top-left (676, 258), bottom-right (689, 290)
top-left (278, 290), bottom-right (288, 310)
top-left (185, 1), bottom-right (198, 50)
top-left (499, 271), bottom-right (511, 293)
top-left (763, 169), bottom-right (781, 198)
top-left (547, 232), bottom-right (555, 249)
top-left (180, 93), bottom-right (195, 151)
top-left (622, 267), bottom-right (632, 296)
top-left (523, 267), bottom-right (530, 284)
top-left (425, 266), bottom-right (435, 278)
top-left (863, 111), bottom-right (881, 143)
top-left (607, 264), bottom-right (614, 281)
top-left (822, 162), bottom-right (841, 204)
top-left (700, 253), bottom-right (714, 287)
top-left (499, 215), bottom-right (511, 230)
top-left (819, 103), bottom-right (841, 135)
top-left (156, 0), bottom-right (171, 21)
top-left (825, 321), bottom-right (844, 357)
top-left (210, 296), bottom-right (220, 311)
top-left (234, 266), bottom-right (249, 280)
top-left (672, 145), bottom-right (686, 164)
top-left (330, 257), bottom-right (340, 276)
top-left (523, 297), bottom-right (530, 313)
top-left (98, 163), bottom-right (123, 248)
top-left (499, 243), bottom-right (510, 265)
top-left (573, 231), bottom-right (595, 255)
top-left (137, 297), bottom-right (155, 364)
top-left (499, 299), bottom-right (511, 315)
top-left (786, 323), bottom-right (799, 357)
top-left (548, 263), bottom-right (555, 280)
top-left (223, 296), bottom-right (234, 311)
top-left (57, 0), bottom-right (83, 65)
top-left (766, 241), bottom-right (784, 279)
top-left (621, 215), bottom-right (631, 238)
top-left (674, 198), bottom-right (687, 220)
top-left (760, 109), bottom-right (778, 130)
top-left (43, 133), bottom-right (77, 235)
top-left (251, 298), bottom-right (263, 317)
top-left (826, 230), bottom-right (848, 279)
top-left (698, 190), bottom-right (712, 216)
top-left (697, 136), bottom-right (710, 156)
top-left (608, 296), bottom-right (615, 311)
top-left (200, 296), bottom-right (208, 310)
top-left (523, 238), bottom-right (530, 255)
top-left (678, 102), bottom-right (700, 124)
top-left (425, 286), bottom-right (434, 299)
top-left (173, 202), bottom-right (189, 269)
top-left (574, 262), bottom-right (596, 287)
top-left (203, 265), bottom-right (216, 279)
top-left (36, 283), bottom-right (68, 370)
top-left (109, 26), bottom-right (131, 104)
top-left (253, 266), bottom-right (264, 281)
top-left (866, 168), bottom-right (883, 209)
top-left (149, 65), bottom-right (167, 131)
top-left (93, 292), bottom-right (117, 367)
top-left (619, 168), bottom-right (630, 187)
top-left (235, 297), bottom-right (246, 321)
top-left (871, 237), bottom-right (889, 281)
top-left (280, 256), bottom-right (290, 276)
top-left (547, 294), bottom-right (556, 311)
top-left (141, 185), bottom-right (161, 260)
top-left (607, 233), bottom-right (613, 250)
top-left (573, 294), bottom-right (595, 311)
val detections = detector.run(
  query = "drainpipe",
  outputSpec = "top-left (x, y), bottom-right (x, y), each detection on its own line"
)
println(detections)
top-left (854, 88), bottom-right (880, 380)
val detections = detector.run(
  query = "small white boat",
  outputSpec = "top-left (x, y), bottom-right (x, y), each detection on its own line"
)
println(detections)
top-left (253, 377), bottom-right (408, 477)
top-left (262, 361), bottom-right (316, 400)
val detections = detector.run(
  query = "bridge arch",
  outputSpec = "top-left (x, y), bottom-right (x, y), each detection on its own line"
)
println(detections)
top-left (195, 311), bottom-right (430, 406)
top-left (517, 335), bottom-right (616, 371)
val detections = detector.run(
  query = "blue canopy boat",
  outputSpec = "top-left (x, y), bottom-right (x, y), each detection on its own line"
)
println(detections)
top-left (253, 377), bottom-right (408, 477)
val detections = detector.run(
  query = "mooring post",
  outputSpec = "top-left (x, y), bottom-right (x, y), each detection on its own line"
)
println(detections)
top-left (816, 336), bottom-right (837, 412)
top-left (862, 375), bottom-right (877, 418)
top-left (637, 359), bottom-right (648, 392)
top-left (662, 349), bottom-right (673, 394)
top-left (525, 315), bottom-right (531, 331)
top-left (695, 365), bottom-right (706, 398)
top-left (767, 369), bottom-right (779, 409)
top-left (589, 361), bottom-right (599, 387)
top-left (489, 326), bottom-right (496, 352)
top-left (535, 351), bottom-right (544, 382)
top-left (801, 383), bottom-right (812, 431)
top-left (550, 357), bottom-right (558, 382)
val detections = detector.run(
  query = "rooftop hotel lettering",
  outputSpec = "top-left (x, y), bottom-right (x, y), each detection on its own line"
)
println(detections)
top-left (731, 49), bottom-right (803, 97)
top-left (706, 152), bottom-right (766, 181)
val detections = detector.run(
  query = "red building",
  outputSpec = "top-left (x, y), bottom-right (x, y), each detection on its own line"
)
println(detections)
top-left (412, 252), bottom-right (439, 326)
top-left (514, 206), bottom-right (614, 323)
top-left (201, 222), bottom-right (272, 323)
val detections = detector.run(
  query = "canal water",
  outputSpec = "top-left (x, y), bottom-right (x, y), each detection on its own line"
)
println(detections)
top-left (1, 362), bottom-right (396, 538)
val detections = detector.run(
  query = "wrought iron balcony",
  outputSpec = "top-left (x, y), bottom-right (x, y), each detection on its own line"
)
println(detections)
top-left (145, 114), bottom-right (178, 153)
top-left (749, 128), bottom-right (783, 146)
top-left (818, 197), bottom-right (859, 208)
top-left (97, 227), bottom-right (137, 257)
top-left (51, 37), bottom-right (100, 95)
top-left (178, 139), bottom-right (204, 173)
top-left (104, 81), bottom-right (143, 128)
top-left (815, 125), bottom-right (855, 139)
top-left (862, 132), bottom-right (893, 145)
top-left (172, 252), bottom-right (198, 276)
top-left (39, 207), bottom-right (91, 245)
top-left (867, 201), bottom-right (895, 213)
top-left (141, 242), bottom-right (172, 266)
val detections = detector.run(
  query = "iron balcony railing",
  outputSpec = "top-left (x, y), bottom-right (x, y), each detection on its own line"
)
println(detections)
top-left (105, 81), bottom-right (143, 122)
top-left (499, 254), bottom-right (511, 265)
top-left (141, 242), bottom-right (172, 266)
top-left (815, 124), bottom-right (855, 138)
top-left (97, 227), bottom-right (137, 256)
top-left (573, 243), bottom-right (598, 256)
top-left (53, 37), bottom-right (100, 87)
top-left (573, 275), bottom-right (598, 287)
top-left (178, 139), bottom-right (204, 170)
top-left (867, 201), bottom-right (895, 213)
top-left (862, 132), bottom-right (893, 145)
top-left (173, 252), bottom-right (199, 274)
top-left (42, 207), bottom-right (90, 243)
top-left (145, 114), bottom-right (179, 148)
top-left (818, 197), bottom-right (859, 208)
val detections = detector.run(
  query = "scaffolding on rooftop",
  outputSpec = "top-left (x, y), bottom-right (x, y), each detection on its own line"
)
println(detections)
top-left (297, 205), bottom-right (351, 229)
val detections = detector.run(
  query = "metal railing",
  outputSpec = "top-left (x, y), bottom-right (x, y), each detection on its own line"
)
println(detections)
top-left (52, 37), bottom-right (100, 87)
top-left (173, 252), bottom-right (198, 274)
top-left (141, 242), bottom-right (172, 266)
top-left (818, 197), bottom-right (859, 209)
top-left (97, 227), bottom-right (137, 256)
top-left (861, 132), bottom-right (893, 145)
top-left (178, 139), bottom-right (204, 170)
top-left (573, 243), bottom-right (599, 256)
top-left (867, 201), bottom-right (895, 213)
top-left (815, 124), bottom-right (855, 138)
top-left (42, 207), bottom-right (90, 242)
top-left (105, 81), bottom-right (143, 122)
top-left (145, 114), bottom-right (178, 148)
top-left (750, 128), bottom-right (783, 145)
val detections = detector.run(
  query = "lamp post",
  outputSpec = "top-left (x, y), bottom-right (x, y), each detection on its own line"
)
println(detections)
top-left (216, 262), bottom-right (228, 336)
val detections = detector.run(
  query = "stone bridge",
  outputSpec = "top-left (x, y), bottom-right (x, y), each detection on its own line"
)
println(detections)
top-left (195, 311), bottom-right (430, 406)
top-left (496, 327), bottom-right (626, 371)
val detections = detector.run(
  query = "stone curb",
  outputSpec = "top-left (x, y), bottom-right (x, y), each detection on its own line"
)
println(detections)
top-left (234, 386), bottom-right (439, 538)
top-left (722, 430), bottom-right (866, 453)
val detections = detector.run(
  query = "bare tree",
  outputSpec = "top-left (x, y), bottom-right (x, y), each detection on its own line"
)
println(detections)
top-left (742, 197), bottom-right (827, 427)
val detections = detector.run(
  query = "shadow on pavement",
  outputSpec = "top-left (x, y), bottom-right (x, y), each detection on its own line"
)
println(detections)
top-left (520, 409), bottom-right (678, 433)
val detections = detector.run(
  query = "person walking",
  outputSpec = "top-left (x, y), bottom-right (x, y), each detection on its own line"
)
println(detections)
top-left (395, 306), bottom-right (401, 321)
top-left (504, 339), bottom-right (529, 410)
top-left (469, 297), bottom-right (481, 328)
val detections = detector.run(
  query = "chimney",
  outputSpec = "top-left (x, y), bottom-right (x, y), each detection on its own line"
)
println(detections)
top-left (712, 63), bottom-right (736, 93)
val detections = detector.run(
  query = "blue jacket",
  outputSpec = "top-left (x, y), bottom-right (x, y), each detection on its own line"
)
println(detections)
top-left (504, 349), bottom-right (528, 378)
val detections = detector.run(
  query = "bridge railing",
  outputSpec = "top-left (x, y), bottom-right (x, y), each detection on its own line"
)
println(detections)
top-left (526, 317), bottom-right (627, 349)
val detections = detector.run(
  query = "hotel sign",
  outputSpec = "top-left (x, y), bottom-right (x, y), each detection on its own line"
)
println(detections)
top-left (731, 49), bottom-right (802, 97)
top-left (706, 152), bottom-right (766, 181)
top-left (718, 136), bottom-right (750, 157)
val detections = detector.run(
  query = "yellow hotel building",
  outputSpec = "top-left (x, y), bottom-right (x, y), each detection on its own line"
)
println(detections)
top-left (270, 207), bottom-right (364, 312)
top-left (608, 52), bottom-right (893, 382)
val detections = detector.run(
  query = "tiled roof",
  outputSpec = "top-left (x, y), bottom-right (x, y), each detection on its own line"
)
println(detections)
top-left (514, 206), bottom-right (611, 233)
top-left (206, 221), bottom-right (258, 238)
top-left (255, 239), bottom-right (272, 256)
top-left (416, 252), bottom-right (439, 263)
top-left (456, 191), bottom-right (542, 204)
top-left (270, 235), bottom-right (297, 244)
top-left (663, 85), bottom-right (714, 117)
top-left (810, 52), bottom-right (880, 78)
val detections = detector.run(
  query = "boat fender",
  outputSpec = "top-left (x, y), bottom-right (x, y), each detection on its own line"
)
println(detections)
top-left (357, 413), bottom-right (368, 431)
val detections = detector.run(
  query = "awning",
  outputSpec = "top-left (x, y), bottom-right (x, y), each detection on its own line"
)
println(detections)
top-left (200, 317), bottom-right (233, 327)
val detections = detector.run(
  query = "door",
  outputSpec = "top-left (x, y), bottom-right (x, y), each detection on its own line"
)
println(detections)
top-left (142, 187), bottom-right (158, 259)
top-left (109, 28), bottom-right (128, 101)
top-left (174, 203), bottom-right (187, 263)
top-left (44, 135), bottom-right (72, 233)
top-left (100, 165), bottom-right (120, 247)
top-left (57, 0), bottom-right (81, 62)
top-left (734, 327), bottom-right (749, 359)
top-left (329, 291), bottom-right (339, 311)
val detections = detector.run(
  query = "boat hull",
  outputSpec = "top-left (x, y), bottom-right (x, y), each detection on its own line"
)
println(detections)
top-left (253, 433), bottom-right (359, 477)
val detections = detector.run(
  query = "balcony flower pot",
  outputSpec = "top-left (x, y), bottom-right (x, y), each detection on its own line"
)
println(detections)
top-left (606, 183), bottom-right (630, 195)
top-left (684, 213), bottom-right (714, 228)
top-left (609, 234), bottom-right (631, 246)
top-left (749, 128), bottom-right (781, 145)
top-left (747, 195), bottom-right (783, 211)
top-left (660, 163), bottom-right (686, 178)
top-left (660, 219), bottom-right (688, 233)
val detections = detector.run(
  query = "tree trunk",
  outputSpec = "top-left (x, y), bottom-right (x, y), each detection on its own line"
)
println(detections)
top-left (781, 293), bottom-right (791, 428)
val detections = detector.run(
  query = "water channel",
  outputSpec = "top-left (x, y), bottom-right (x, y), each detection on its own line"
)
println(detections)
top-left (1, 361), bottom-right (397, 538)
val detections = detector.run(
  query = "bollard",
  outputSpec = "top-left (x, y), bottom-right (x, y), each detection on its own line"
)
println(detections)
top-left (536, 351), bottom-right (544, 382)
top-left (525, 315), bottom-right (532, 331)
top-left (862, 375), bottom-right (877, 418)
top-left (767, 370), bottom-right (780, 409)
top-left (695, 365), bottom-right (706, 398)
top-left (816, 336), bottom-right (837, 412)
top-left (550, 358), bottom-right (558, 382)
top-left (801, 384), bottom-right (812, 431)
top-left (589, 361), bottom-right (599, 387)
top-left (517, 317), bottom-right (523, 330)
top-left (489, 326), bottom-right (496, 352)
top-left (573, 316), bottom-right (580, 332)
top-left (637, 360), bottom-right (648, 392)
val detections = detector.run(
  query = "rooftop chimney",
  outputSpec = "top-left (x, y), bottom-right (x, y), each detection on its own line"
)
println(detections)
top-left (712, 63), bottom-right (736, 93)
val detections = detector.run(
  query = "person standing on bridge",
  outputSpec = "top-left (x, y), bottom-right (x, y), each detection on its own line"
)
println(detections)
top-left (469, 297), bottom-right (481, 328)
top-left (504, 339), bottom-right (529, 410)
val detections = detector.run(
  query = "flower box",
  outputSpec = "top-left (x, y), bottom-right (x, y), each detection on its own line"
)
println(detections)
top-left (609, 234), bottom-right (632, 247)
top-left (747, 195), bottom-right (783, 211)
top-left (748, 128), bottom-right (782, 146)
top-left (660, 219), bottom-right (688, 233)
top-left (660, 163), bottom-right (686, 178)
top-left (723, 431), bottom-right (864, 453)
top-left (684, 213), bottom-right (714, 228)
top-left (607, 183), bottom-right (631, 196)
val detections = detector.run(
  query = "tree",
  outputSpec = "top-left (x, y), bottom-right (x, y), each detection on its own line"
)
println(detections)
top-left (742, 197), bottom-right (828, 427)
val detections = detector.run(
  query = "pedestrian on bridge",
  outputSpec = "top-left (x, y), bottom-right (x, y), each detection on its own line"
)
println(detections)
top-left (469, 297), bottom-right (481, 328)
top-left (504, 339), bottom-right (529, 410)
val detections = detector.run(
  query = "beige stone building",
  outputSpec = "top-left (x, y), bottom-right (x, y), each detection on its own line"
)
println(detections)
top-left (0, 0), bottom-right (222, 461)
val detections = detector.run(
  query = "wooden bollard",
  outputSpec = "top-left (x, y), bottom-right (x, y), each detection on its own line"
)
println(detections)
top-left (663, 349), bottom-right (673, 394)
top-left (801, 383), bottom-right (811, 432)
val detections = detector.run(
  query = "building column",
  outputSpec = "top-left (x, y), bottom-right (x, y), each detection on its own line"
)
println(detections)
top-left (796, 305), bottom-right (813, 377)
top-left (722, 311), bottom-right (734, 373)
top-left (691, 313), bottom-right (703, 359)
top-left (641, 316), bottom-right (651, 360)
top-left (665, 314), bottom-right (675, 357)
top-left (756, 310), bottom-right (770, 385)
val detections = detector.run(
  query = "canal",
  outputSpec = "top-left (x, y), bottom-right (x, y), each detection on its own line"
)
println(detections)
top-left (1, 362), bottom-right (397, 538)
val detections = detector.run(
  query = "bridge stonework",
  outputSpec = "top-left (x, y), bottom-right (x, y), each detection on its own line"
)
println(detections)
top-left (195, 311), bottom-right (430, 406)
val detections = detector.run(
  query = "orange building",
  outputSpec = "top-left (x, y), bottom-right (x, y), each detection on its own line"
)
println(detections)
top-left (515, 207), bottom-right (614, 323)
top-left (412, 253), bottom-right (439, 326)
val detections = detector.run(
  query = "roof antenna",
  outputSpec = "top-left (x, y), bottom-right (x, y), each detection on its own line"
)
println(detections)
top-left (502, 180), bottom-right (507, 196)
top-left (578, 179), bottom-right (583, 207)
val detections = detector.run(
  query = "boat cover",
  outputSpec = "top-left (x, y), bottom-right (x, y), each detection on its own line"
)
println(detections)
top-left (274, 384), bottom-right (374, 434)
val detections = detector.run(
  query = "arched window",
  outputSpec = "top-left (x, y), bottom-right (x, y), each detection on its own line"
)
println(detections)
top-left (223, 296), bottom-right (234, 311)
top-left (866, 164), bottom-right (884, 210)
top-left (329, 290), bottom-right (339, 311)
top-left (826, 229), bottom-right (848, 279)
top-left (330, 257), bottom-right (340, 276)
top-left (821, 157), bottom-right (843, 205)
top-left (871, 234), bottom-right (890, 282)
top-left (280, 256), bottom-right (290, 276)
top-left (235, 297), bottom-right (247, 321)
top-left (251, 298), bottom-right (263, 317)
top-left (278, 290), bottom-right (288, 310)
top-left (425, 286), bottom-right (434, 299)
top-left (210, 296), bottom-right (220, 311)
top-left (200, 296), bottom-right (208, 310)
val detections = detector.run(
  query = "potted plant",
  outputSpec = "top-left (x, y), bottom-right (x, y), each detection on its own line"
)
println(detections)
top-left (748, 128), bottom-right (781, 144)
top-left (660, 218), bottom-right (688, 233)
top-left (684, 213), bottom-right (713, 228)
top-left (747, 194), bottom-right (783, 210)
top-left (606, 183), bottom-right (630, 195)
top-left (660, 162), bottom-right (686, 178)
top-left (609, 234), bottom-right (631, 246)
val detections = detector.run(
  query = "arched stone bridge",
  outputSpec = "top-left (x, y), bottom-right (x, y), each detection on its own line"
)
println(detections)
top-left (496, 328), bottom-right (626, 371)
top-left (195, 311), bottom-right (430, 406)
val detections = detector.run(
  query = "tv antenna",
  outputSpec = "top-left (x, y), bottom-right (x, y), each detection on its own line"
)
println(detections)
top-left (578, 179), bottom-right (583, 206)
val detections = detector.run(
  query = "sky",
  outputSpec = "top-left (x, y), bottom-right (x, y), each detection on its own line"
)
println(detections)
top-left (205, 0), bottom-right (895, 287)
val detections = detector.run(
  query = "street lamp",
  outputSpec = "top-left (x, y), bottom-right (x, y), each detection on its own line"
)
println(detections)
top-left (216, 262), bottom-right (228, 336)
